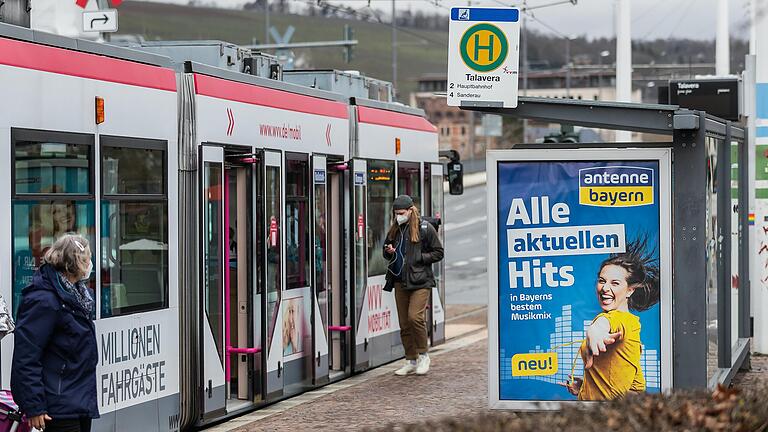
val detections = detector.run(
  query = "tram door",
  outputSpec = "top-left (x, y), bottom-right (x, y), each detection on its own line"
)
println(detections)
top-left (263, 150), bottom-right (284, 400)
top-left (200, 146), bottom-right (226, 420)
top-left (311, 155), bottom-right (330, 384)
top-left (223, 151), bottom-right (259, 410)
top-left (352, 159), bottom-right (369, 371)
top-left (327, 164), bottom-right (351, 380)
top-left (200, 146), bottom-right (261, 419)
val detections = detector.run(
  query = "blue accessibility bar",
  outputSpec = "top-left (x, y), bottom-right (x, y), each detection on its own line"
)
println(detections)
top-left (450, 7), bottom-right (520, 22)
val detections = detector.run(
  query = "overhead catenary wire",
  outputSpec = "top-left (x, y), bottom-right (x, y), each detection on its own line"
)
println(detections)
top-left (304, 0), bottom-right (448, 47)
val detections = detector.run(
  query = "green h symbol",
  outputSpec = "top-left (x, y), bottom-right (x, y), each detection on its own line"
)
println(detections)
top-left (473, 33), bottom-right (494, 61)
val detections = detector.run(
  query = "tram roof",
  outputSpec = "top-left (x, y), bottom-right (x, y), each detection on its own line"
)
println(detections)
top-left (186, 61), bottom-right (348, 104)
top-left (352, 97), bottom-right (428, 119)
top-left (0, 22), bottom-right (173, 69)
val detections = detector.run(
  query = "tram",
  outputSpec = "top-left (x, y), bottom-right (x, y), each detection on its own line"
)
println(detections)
top-left (0, 23), bottom-right (447, 431)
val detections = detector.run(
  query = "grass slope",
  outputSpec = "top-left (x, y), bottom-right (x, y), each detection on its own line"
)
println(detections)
top-left (118, 1), bottom-right (449, 98)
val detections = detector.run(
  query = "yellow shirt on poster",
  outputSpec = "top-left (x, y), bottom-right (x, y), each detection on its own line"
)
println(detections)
top-left (578, 310), bottom-right (645, 401)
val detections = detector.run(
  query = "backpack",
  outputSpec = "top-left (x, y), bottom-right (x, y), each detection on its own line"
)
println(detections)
top-left (419, 216), bottom-right (441, 250)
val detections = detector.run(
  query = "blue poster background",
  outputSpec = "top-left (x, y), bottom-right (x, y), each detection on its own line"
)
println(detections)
top-left (497, 160), bottom-right (661, 401)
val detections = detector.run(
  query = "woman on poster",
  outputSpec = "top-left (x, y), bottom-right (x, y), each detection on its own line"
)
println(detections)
top-left (562, 237), bottom-right (660, 400)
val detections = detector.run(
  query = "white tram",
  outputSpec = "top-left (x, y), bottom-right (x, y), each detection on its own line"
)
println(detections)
top-left (0, 23), bottom-right (446, 431)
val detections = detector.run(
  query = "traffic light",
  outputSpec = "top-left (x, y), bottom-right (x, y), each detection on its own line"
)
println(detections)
top-left (543, 124), bottom-right (579, 143)
top-left (447, 161), bottom-right (464, 195)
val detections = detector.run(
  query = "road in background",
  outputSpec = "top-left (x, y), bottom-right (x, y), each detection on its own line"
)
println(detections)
top-left (444, 183), bottom-right (488, 305)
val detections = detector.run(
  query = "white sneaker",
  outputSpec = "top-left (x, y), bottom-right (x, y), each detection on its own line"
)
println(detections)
top-left (415, 354), bottom-right (430, 375)
top-left (395, 360), bottom-right (417, 376)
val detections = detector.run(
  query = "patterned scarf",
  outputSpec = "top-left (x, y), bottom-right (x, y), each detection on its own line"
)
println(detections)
top-left (56, 272), bottom-right (95, 315)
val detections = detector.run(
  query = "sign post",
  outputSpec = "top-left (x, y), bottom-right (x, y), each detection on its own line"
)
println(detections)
top-left (487, 148), bottom-right (673, 409)
top-left (448, 7), bottom-right (521, 108)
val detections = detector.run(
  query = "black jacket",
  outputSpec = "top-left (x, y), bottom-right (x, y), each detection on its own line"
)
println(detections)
top-left (11, 264), bottom-right (99, 419)
top-left (383, 220), bottom-right (444, 291)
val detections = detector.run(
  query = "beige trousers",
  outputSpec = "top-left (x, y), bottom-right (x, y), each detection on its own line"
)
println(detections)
top-left (394, 283), bottom-right (430, 360)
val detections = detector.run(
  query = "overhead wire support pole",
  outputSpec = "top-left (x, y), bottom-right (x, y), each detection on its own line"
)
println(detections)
top-left (392, 0), bottom-right (397, 93)
top-left (265, 0), bottom-right (270, 43)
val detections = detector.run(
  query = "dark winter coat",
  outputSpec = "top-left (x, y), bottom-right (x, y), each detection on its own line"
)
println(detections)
top-left (11, 264), bottom-right (99, 419)
top-left (383, 220), bottom-right (444, 291)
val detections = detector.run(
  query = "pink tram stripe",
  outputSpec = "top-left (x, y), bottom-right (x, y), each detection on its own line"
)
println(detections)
top-left (194, 74), bottom-right (349, 119)
top-left (0, 36), bottom-right (176, 91)
top-left (356, 106), bottom-right (437, 133)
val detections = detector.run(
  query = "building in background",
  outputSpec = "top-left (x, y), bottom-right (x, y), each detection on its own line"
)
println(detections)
top-left (413, 62), bottom-right (716, 147)
top-left (410, 74), bottom-right (504, 168)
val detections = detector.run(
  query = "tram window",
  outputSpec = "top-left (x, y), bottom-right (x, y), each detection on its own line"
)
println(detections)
top-left (15, 141), bottom-right (90, 195)
top-left (100, 138), bottom-right (168, 317)
top-left (286, 153), bottom-right (310, 289)
top-left (366, 160), bottom-right (395, 277)
top-left (11, 129), bottom-right (96, 318)
top-left (397, 162), bottom-right (421, 210)
top-left (12, 201), bottom-right (95, 316)
top-left (102, 146), bottom-right (164, 195)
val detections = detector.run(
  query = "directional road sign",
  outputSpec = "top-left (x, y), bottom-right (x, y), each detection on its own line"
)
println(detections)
top-left (448, 7), bottom-right (521, 108)
top-left (83, 9), bottom-right (118, 33)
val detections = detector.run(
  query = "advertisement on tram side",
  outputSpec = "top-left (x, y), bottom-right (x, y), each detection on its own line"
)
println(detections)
top-left (487, 149), bottom-right (672, 408)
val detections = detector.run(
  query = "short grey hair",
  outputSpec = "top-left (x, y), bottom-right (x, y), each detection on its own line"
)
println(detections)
top-left (43, 233), bottom-right (92, 278)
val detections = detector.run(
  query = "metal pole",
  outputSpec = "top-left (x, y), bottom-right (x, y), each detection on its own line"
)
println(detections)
top-left (521, 14), bottom-right (527, 141)
top-left (265, 0), bottom-right (270, 44)
top-left (96, 0), bottom-right (111, 42)
top-left (392, 0), bottom-right (397, 89)
top-left (615, 0), bottom-right (631, 142)
top-left (716, 0), bottom-right (730, 75)
top-left (522, 15), bottom-right (528, 96)
top-left (598, 56), bottom-right (602, 100)
top-left (565, 38), bottom-right (571, 98)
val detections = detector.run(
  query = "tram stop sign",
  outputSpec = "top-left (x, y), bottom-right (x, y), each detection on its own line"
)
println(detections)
top-left (448, 7), bottom-right (521, 108)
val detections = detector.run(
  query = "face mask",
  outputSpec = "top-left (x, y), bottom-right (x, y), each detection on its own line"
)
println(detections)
top-left (81, 261), bottom-right (93, 282)
top-left (396, 214), bottom-right (408, 225)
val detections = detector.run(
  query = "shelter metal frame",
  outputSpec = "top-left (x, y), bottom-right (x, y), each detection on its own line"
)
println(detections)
top-left (466, 97), bottom-right (750, 389)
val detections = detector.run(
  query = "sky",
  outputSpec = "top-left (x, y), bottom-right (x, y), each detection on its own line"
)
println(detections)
top-left (146, 0), bottom-right (753, 41)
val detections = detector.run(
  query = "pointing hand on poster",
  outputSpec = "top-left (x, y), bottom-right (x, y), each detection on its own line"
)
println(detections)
top-left (584, 316), bottom-right (622, 369)
top-left (559, 375), bottom-right (582, 396)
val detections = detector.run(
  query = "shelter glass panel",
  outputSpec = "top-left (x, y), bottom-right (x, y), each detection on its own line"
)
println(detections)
top-left (705, 136), bottom-right (720, 380)
top-left (730, 140), bottom-right (740, 357)
top-left (367, 160), bottom-right (395, 277)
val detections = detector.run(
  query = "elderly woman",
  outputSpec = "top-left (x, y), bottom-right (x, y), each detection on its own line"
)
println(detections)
top-left (12, 234), bottom-right (99, 432)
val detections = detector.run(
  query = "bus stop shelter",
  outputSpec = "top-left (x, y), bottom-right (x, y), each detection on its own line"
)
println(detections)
top-left (469, 97), bottom-right (750, 389)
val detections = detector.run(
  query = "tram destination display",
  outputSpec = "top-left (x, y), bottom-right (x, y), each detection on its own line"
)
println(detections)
top-left (447, 7), bottom-right (521, 108)
top-left (487, 149), bottom-right (672, 409)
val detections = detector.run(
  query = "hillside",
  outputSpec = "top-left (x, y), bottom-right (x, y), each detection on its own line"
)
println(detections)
top-left (117, 2), bottom-right (748, 101)
top-left (117, 1), bottom-right (448, 99)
